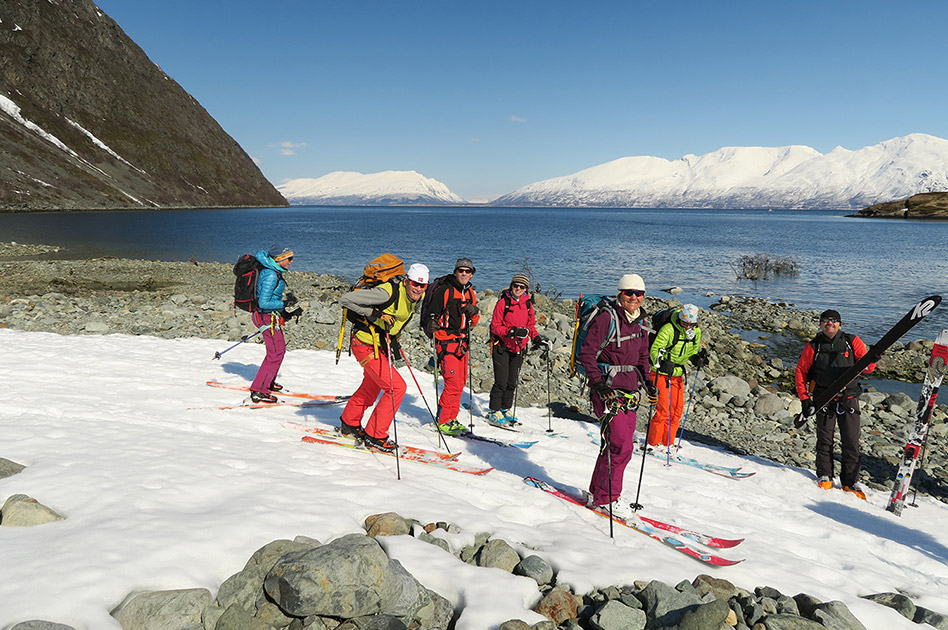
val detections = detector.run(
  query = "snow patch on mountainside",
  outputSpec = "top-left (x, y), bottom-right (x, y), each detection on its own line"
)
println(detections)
top-left (493, 134), bottom-right (948, 209)
top-left (279, 170), bottom-right (465, 206)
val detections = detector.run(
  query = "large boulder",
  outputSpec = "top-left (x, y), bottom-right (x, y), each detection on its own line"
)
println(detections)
top-left (110, 588), bottom-right (212, 630)
top-left (708, 376), bottom-right (752, 400)
top-left (263, 533), bottom-right (405, 619)
top-left (0, 457), bottom-right (25, 480)
top-left (1, 494), bottom-right (64, 527)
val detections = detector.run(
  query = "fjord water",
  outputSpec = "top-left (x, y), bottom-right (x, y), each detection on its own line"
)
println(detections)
top-left (1, 206), bottom-right (946, 340)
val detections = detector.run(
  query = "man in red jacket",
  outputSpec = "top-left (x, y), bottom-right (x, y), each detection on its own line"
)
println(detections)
top-left (795, 309), bottom-right (875, 499)
top-left (425, 258), bottom-right (480, 436)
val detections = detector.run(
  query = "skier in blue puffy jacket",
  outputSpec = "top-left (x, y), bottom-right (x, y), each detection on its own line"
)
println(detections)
top-left (249, 246), bottom-right (298, 403)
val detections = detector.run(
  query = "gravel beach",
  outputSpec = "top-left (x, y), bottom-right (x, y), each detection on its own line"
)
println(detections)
top-left (2, 242), bottom-right (945, 504)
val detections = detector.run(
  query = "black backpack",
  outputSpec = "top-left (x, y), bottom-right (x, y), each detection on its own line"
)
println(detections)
top-left (419, 275), bottom-right (450, 339)
top-left (233, 254), bottom-right (263, 312)
top-left (648, 307), bottom-right (698, 352)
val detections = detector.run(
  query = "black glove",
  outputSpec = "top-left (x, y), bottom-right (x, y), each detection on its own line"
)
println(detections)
top-left (282, 307), bottom-right (303, 322)
top-left (283, 292), bottom-right (298, 308)
top-left (801, 398), bottom-right (815, 417)
top-left (369, 308), bottom-right (395, 329)
top-left (425, 318), bottom-right (438, 335)
top-left (659, 359), bottom-right (676, 375)
top-left (644, 382), bottom-right (658, 405)
top-left (690, 348), bottom-right (709, 368)
top-left (388, 337), bottom-right (402, 357)
top-left (462, 303), bottom-right (479, 317)
top-left (508, 327), bottom-right (529, 339)
top-left (532, 335), bottom-right (550, 349)
top-left (591, 381), bottom-right (611, 398)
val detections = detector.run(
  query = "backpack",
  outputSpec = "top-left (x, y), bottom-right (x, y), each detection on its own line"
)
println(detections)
top-left (648, 307), bottom-right (697, 352)
top-left (343, 254), bottom-right (405, 326)
top-left (356, 253), bottom-right (404, 287)
top-left (336, 254), bottom-right (405, 363)
top-left (233, 253), bottom-right (263, 312)
top-left (419, 275), bottom-right (450, 339)
top-left (569, 294), bottom-right (618, 378)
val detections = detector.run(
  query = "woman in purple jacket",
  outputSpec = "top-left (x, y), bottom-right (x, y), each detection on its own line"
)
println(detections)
top-left (578, 273), bottom-right (656, 520)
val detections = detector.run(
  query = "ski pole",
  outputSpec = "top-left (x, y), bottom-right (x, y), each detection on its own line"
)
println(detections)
top-left (545, 347), bottom-right (553, 434)
top-left (666, 373), bottom-right (673, 467)
top-left (400, 347), bottom-right (450, 453)
top-left (466, 321), bottom-right (475, 430)
top-left (631, 394), bottom-right (653, 512)
top-left (511, 346), bottom-right (526, 424)
top-left (602, 403), bottom-right (615, 540)
top-left (385, 334), bottom-right (401, 480)
top-left (433, 336), bottom-right (442, 425)
top-left (675, 367), bottom-right (700, 449)
top-left (212, 331), bottom-right (261, 360)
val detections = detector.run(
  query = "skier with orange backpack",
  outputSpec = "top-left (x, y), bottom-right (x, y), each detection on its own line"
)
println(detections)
top-left (338, 260), bottom-right (430, 452)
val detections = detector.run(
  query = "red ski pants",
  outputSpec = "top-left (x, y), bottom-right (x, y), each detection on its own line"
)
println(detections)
top-left (341, 340), bottom-right (406, 440)
top-left (437, 348), bottom-right (468, 424)
top-left (648, 372), bottom-right (684, 446)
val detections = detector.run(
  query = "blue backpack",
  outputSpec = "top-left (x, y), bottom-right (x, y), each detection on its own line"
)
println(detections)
top-left (569, 295), bottom-right (619, 378)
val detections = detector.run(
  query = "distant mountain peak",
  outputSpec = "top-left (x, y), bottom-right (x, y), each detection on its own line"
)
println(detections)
top-left (492, 134), bottom-right (948, 209)
top-left (279, 170), bottom-right (464, 206)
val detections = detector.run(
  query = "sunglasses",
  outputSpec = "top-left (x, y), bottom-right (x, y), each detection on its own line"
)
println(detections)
top-left (456, 268), bottom-right (474, 274)
top-left (620, 289), bottom-right (644, 297)
top-left (820, 317), bottom-right (840, 324)
top-left (409, 279), bottom-right (428, 289)
top-left (511, 283), bottom-right (527, 290)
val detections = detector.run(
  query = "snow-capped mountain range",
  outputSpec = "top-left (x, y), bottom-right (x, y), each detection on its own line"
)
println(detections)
top-left (277, 170), bottom-right (464, 206)
top-left (278, 134), bottom-right (948, 209)
top-left (495, 133), bottom-right (948, 209)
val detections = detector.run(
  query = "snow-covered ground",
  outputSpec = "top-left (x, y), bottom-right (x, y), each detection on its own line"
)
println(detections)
top-left (2, 328), bottom-right (947, 629)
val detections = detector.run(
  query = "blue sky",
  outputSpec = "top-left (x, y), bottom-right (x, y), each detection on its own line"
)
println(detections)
top-left (94, 0), bottom-right (948, 202)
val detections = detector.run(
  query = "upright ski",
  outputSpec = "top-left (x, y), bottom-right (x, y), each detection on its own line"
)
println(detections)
top-left (523, 477), bottom-right (743, 565)
top-left (886, 329), bottom-right (948, 515)
top-left (794, 296), bottom-right (942, 428)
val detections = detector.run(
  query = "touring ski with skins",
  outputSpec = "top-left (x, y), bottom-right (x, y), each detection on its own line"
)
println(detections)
top-left (587, 432), bottom-right (754, 478)
top-left (428, 424), bottom-right (537, 448)
top-left (794, 295), bottom-right (942, 428)
top-left (523, 477), bottom-right (743, 565)
top-left (300, 434), bottom-right (494, 475)
top-left (190, 396), bottom-right (350, 411)
top-left (886, 329), bottom-right (948, 515)
top-left (285, 422), bottom-right (461, 461)
top-left (206, 381), bottom-right (344, 401)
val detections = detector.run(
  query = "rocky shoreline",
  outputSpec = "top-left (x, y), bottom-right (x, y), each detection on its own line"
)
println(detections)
top-left (1, 247), bottom-right (944, 503)
top-left (4, 245), bottom-right (948, 629)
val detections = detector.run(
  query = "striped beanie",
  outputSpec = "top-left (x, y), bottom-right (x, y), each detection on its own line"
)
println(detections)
top-left (511, 273), bottom-right (530, 290)
top-left (268, 246), bottom-right (294, 262)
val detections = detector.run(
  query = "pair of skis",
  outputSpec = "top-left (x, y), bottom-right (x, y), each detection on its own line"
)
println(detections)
top-left (288, 423), bottom-right (495, 476)
top-left (524, 477), bottom-right (744, 566)
top-left (886, 329), bottom-right (948, 515)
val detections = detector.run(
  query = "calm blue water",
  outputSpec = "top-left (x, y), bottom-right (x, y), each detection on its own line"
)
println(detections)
top-left (2, 206), bottom-right (946, 340)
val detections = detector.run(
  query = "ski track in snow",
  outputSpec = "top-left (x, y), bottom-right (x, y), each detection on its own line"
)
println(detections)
top-left (1, 328), bottom-right (947, 628)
